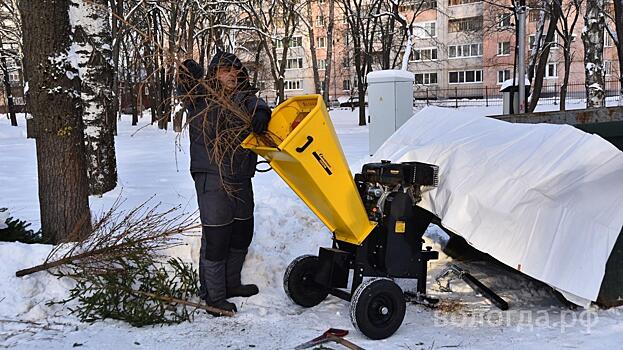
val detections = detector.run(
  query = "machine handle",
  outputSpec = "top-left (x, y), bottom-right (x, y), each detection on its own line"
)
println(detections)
top-left (296, 136), bottom-right (314, 153)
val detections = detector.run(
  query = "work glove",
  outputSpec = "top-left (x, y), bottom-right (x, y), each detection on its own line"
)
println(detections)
top-left (178, 59), bottom-right (204, 95)
top-left (251, 108), bottom-right (270, 134)
top-left (182, 59), bottom-right (204, 80)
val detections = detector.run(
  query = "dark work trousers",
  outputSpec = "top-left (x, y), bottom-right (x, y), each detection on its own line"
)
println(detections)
top-left (192, 172), bottom-right (254, 301)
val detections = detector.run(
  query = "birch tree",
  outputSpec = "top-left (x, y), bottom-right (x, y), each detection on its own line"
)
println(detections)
top-left (20, 0), bottom-right (92, 243)
top-left (70, 0), bottom-right (118, 195)
top-left (582, 0), bottom-right (606, 108)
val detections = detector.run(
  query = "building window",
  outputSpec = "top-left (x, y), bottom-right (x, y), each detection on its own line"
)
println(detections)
top-left (604, 32), bottom-right (614, 47)
top-left (415, 72), bottom-right (438, 85)
top-left (448, 16), bottom-right (483, 32)
top-left (545, 63), bottom-right (557, 78)
top-left (343, 79), bottom-right (351, 91)
top-left (284, 57), bottom-right (304, 69)
top-left (290, 36), bottom-right (303, 48)
top-left (318, 59), bottom-right (326, 70)
top-left (317, 37), bottom-right (326, 48)
top-left (316, 15), bottom-right (324, 27)
top-left (284, 80), bottom-right (302, 90)
top-left (13, 96), bottom-right (24, 105)
top-left (497, 12), bottom-right (513, 28)
top-left (276, 36), bottom-right (303, 49)
top-left (8, 72), bottom-right (20, 82)
top-left (497, 69), bottom-right (511, 84)
top-left (528, 9), bottom-right (541, 22)
top-left (342, 56), bottom-right (350, 68)
top-left (400, 0), bottom-right (437, 11)
top-left (604, 60), bottom-right (613, 76)
top-left (448, 69), bottom-right (483, 84)
top-left (414, 21), bottom-right (436, 38)
top-left (449, 0), bottom-right (481, 5)
top-left (412, 47), bottom-right (438, 61)
top-left (448, 43), bottom-right (482, 58)
top-left (497, 41), bottom-right (511, 56)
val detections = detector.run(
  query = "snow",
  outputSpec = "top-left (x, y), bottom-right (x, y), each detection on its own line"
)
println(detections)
top-left (367, 69), bottom-right (414, 83)
top-left (499, 76), bottom-right (531, 92)
top-left (1, 107), bottom-right (623, 349)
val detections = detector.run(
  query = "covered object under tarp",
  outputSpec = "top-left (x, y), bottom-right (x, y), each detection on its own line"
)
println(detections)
top-left (370, 106), bottom-right (623, 306)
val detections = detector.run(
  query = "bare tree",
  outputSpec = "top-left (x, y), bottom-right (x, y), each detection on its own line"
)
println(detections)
top-left (528, 0), bottom-right (561, 112)
top-left (605, 0), bottom-right (622, 98)
top-left (582, 0), bottom-right (606, 108)
top-left (323, 0), bottom-right (336, 104)
top-left (338, 0), bottom-right (383, 126)
top-left (240, 0), bottom-right (303, 104)
top-left (0, 0), bottom-right (21, 126)
top-left (555, 0), bottom-right (583, 110)
top-left (303, 0), bottom-right (321, 94)
top-left (20, 0), bottom-right (92, 243)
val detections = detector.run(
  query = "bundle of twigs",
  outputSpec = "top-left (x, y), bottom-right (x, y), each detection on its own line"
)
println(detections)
top-left (16, 197), bottom-right (196, 277)
top-left (176, 65), bottom-right (281, 177)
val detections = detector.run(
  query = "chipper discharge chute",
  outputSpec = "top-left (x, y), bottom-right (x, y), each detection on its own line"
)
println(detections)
top-left (242, 95), bottom-right (440, 340)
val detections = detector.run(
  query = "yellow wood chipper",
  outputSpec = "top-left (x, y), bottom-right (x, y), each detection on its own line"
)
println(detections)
top-left (242, 95), bottom-right (440, 340)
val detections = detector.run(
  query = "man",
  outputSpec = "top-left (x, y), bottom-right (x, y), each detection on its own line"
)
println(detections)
top-left (178, 51), bottom-right (271, 315)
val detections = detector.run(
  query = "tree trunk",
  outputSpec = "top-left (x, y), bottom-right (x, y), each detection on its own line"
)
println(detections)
top-left (560, 52), bottom-right (572, 111)
top-left (582, 0), bottom-right (606, 108)
top-left (110, 0), bottom-right (124, 136)
top-left (613, 0), bottom-right (623, 98)
top-left (306, 0), bottom-right (321, 94)
top-left (0, 53), bottom-right (17, 126)
top-left (527, 1), bottom-right (561, 112)
top-left (71, 0), bottom-right (118, 196)
top-left (20, 0), bottom-right (92, 243)
top-left (323, 0), bottom-right (335, 104)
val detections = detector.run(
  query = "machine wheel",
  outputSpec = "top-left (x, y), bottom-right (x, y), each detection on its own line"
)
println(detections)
top-left (350, 277), bottom-right (406, 340)
top-left (283, 255), bottom-right (329, 307)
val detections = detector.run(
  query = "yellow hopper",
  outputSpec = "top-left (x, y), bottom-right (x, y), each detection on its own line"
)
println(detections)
top-left (242, 94), bottom-right (376, 245)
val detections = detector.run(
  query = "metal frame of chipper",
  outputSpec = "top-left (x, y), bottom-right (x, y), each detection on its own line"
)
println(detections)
top-left (242, 95), bottom-right (440, 340)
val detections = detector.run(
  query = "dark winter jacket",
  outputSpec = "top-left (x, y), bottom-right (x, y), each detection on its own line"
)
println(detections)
top-left (179, 54), bottom-right (270, 180)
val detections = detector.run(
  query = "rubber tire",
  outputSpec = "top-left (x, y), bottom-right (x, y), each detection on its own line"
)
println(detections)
top-left (283, 255), bottom-right (329, 308)
top-left (350, 277), bottom-right (406, 340)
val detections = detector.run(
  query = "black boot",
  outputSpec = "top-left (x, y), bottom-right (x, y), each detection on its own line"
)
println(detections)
top-left (202, 259), bottom-right (237, 316)
top-left (226, 248), bottom-right (259, 298)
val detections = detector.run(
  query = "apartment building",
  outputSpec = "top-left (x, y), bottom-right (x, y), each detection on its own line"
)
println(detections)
top-left (249, 0), bottom-right (620, 102)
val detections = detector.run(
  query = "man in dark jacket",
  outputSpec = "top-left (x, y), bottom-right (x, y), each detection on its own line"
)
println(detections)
top-left (178, 52), bottom-right (271, 315)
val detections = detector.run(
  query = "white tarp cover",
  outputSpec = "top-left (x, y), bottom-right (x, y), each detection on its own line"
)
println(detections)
top-left (371, 106), bottom-right (623, 305)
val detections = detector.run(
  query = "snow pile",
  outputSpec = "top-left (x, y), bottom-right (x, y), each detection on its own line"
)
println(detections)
top-left (372, 106), bottom-right (623, 305)
top-left (0, 120), bottom-right (27, 140)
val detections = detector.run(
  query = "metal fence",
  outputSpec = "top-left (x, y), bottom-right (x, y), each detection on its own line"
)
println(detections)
top-left (413, 80), bottom-right (622, 108)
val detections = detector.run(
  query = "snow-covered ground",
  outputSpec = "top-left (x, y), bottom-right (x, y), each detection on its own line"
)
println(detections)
top-left (1, 105), bottom-right (622, 349)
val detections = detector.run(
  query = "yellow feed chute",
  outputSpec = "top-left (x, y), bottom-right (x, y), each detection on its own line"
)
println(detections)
top-left (242, 94), bottom-right (376, 245)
